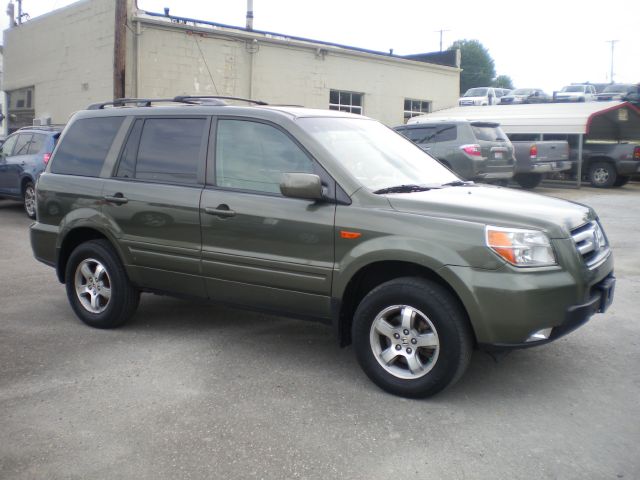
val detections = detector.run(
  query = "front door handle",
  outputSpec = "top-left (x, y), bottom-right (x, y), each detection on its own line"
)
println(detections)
top-left (104, 193), bottom-right (129, 205)
top-left (205, 204), bottom-right (236, 218)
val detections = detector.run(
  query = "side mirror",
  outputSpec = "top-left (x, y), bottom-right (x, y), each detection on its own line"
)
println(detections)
top-left (280, 172), bottom-right (324, 201)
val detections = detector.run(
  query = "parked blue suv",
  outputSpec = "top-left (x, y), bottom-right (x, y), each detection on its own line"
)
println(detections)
top-left (0, 126), bottom-right (62, 218)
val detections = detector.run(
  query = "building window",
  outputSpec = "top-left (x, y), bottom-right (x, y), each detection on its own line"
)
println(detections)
top-left (329, 90), bottom-right (363, 114)
top-left (403, 99), bottom-right (431, 122)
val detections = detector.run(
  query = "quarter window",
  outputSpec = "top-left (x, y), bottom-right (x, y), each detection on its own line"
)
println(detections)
top-left (134, 118), bottom-right (206, 185)
top-left (51, 117), bottom-right (124, 177)
top-left (403, 99), bottom-right (431, 123)
top-left (329, 90), bottom-right (364, 114)
top-left (215, 120), bottom-right (315, 194)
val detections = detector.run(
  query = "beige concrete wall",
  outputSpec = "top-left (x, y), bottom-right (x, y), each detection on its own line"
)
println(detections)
top-left (133, 19), bottom-right (460, 126)
top-left (2, 0), bottom-right (116, 125)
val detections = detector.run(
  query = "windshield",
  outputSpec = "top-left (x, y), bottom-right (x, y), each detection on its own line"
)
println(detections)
top-left (464, 88), bottom-right (488, 97)
top-left (561, 86), bottom-right (586, 93)
top-left (512, 89), bottom-right (533, 95)
top-left (603, 84), bottom-right (632, 93)
top-left (299, 118), bottom-right (459, 192)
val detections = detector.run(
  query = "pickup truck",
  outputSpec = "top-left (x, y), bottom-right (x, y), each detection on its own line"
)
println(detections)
top-left (507, 136), bottom-right (571, 189)
top-left (542, 135), bottom-right (640, 187)
top-left (579, 141), bottom-right (640, 187)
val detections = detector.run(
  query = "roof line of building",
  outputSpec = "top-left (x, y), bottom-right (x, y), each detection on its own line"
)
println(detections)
top-left (140, 9), bottom-right (457, 69)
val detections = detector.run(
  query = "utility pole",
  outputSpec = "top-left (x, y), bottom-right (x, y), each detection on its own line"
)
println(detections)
top-left (16, 0), bottom-right (22, 24)
top-left (435, 29), bottom-right (450, 52)
top-left (606, 40), bottom-right (618, 83)
top-left (113, 0), bottom-right (127, 99)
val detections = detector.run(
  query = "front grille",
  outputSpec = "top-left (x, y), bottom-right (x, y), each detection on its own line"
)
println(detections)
top-left (571, 221), bottom-right (610, 268)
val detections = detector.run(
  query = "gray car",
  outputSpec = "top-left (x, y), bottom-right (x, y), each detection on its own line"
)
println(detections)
top-left (394, 120), bottom-right (515, 182)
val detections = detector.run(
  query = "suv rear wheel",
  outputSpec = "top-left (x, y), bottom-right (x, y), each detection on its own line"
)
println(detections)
top-left (352, 277), bottom-right (473, 398)
top-left (65, 239), bottom-right (139, 328)
top-left (23, 181), bottom-right (36, 219)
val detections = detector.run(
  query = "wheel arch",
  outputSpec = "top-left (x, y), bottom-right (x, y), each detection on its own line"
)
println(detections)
top-left (20, 175), bottom-right (35, 194)
top-left (56, 227), bottom-right (124, 284)
top-left (335, 260), bottom-right (475, 347)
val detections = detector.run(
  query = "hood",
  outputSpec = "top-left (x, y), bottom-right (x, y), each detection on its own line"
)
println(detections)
top-left (385, 185), bottom-right (594, 238)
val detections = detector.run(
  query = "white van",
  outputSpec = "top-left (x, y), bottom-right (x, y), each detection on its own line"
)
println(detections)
top-left (458, 87), bottom-right (498, 106)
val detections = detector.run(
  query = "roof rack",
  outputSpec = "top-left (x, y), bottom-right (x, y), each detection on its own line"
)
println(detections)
top-left (18, 124), bottom-right (65, 131)
top-left (87, 98), bottom-right (178, 110)
top-left (87, 95), bottom-right (268, 110)
top-left (173, 95), bottom-right (268, 106)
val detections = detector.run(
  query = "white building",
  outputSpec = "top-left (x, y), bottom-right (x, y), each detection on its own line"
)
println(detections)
top-left (2, 0), bottom-right (461, 132)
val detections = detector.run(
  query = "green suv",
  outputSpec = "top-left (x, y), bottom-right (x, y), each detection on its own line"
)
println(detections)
top-left (30, 97), bottom-right (615, 398)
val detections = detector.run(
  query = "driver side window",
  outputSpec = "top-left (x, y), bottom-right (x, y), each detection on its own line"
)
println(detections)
top-left (215, 119), bottom-right (315, 194)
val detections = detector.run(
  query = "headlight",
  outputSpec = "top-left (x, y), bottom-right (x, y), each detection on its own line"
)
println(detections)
top-left (485, 226), bottom-right (557, 267)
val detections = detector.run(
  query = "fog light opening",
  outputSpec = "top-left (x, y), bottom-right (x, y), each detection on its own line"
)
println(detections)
top-left (525, 328), bottom-right (553, 343)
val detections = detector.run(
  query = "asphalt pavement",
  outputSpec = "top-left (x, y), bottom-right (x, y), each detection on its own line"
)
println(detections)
top-left (1, 183), bottom-right (639, 479)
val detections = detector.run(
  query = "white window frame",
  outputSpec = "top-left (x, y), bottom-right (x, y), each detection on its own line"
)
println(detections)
top-left (329, 90), bottom-right (364, 115)
top-left (404, 98), bottom-right (432, 123)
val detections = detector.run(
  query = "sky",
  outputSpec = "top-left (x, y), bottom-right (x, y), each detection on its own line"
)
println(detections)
top-left (3, 0), bottom-right (640, 95)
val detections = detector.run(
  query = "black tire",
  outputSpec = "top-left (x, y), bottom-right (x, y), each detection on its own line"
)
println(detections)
top-left (352, 277), bottom-right (473, 398)
top-left (65, 239), bottom-right (139, 329)
top-left (23, 181), bottom-right (36, 219)
top-left (613, 175), bottom-right (630, 187)
top-left (589, 162), bottom-right (617, 188)
top-left (514, 173), bottom-right (543, 189)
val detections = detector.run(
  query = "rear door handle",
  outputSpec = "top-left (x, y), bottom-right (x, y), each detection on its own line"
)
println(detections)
top-left (104, 193), bottom-right (129, 205)
top-left (205, 204), bottom-right (236, 218)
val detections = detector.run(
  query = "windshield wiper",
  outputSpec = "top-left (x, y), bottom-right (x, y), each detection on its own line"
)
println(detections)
top-left (373, 184), bottom-right (434, 194)
top-left (441, 180), bottom-right (474, 187)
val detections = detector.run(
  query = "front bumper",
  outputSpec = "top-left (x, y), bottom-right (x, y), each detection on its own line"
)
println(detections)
top-left (480, 273), bottom-right (615, 351)
top-left (439, 243), bottom-right (614, 349)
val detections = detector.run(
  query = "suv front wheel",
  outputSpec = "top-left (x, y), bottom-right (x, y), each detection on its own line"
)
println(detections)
top-left (352, 277), bottom-right (473, 398)
top-left (65, 239), bottom-right (139, 328)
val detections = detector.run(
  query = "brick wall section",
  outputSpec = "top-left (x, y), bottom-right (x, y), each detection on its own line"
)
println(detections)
top-left (3, 0), bottom-right (116, 124)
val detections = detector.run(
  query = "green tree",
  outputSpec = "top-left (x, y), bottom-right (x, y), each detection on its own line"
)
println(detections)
top-left (493, 75), bottom-right (514, 89)
top-left (448, 39), bottom-right (496, 94)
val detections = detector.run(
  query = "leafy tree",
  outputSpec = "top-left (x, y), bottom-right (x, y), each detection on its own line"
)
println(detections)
top-left (493, 75), bottom-right (514, 89)
top-left (448, 39), bottom-right (496, 94)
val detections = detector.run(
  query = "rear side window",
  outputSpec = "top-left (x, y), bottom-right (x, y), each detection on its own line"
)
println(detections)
top-left (1, 134), bottom-right (18, 156)
top-left (133, 118), bottom-right (206, 185)
top-left (27, 133), bottom-right (46, 154)
top-left (51, 117), bottom-right (124, 177)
